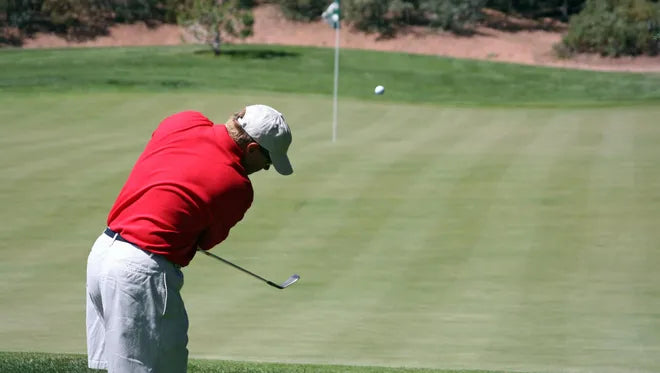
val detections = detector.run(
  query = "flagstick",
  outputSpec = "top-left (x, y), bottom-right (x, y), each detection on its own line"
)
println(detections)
top-left (332, 21), bottom-right (339, 142)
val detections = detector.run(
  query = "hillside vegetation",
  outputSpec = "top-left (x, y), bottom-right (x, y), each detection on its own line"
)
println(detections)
top-left (3, 0), bottom-right (660, 57)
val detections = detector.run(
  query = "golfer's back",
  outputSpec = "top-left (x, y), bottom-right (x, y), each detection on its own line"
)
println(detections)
top-left (107, 111), bottom-right (253, 267)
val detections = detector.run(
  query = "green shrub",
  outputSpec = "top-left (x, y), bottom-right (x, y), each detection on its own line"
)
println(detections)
top-left (342, 0), bottom-right (394, 35)
top-left (1, 0), bottom-right (192, 41)
top-left (560, 0), bottom-right (660, 56)
top-left (110, 0), bottom-right (164, 23)
top-left (278, 0), bottom-right (328, 21)
top-left (41, 0), bottom-right (113, 39)
top-left (340, 0), bottom-right (486, 36)
top-left (2, 0), bottom-right (47, 33)
top-left (420, 0), bottom-right (486, 33)
top-left (485, 0), bottom-right (586, 21)
top-left (177, 0), bottom-right (254, 55)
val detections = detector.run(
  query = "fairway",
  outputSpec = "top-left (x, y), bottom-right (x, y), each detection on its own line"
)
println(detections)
top-left (1, 89), bottom-right (659, 373)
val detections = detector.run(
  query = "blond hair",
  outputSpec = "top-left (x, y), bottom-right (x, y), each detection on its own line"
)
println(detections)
top-left (224, 108), bottom-right (254, 148)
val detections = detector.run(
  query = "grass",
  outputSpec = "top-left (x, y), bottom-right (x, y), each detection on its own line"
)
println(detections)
top-left (1, 44), bottom-right (660, 106)
top-left (0, 45), bottom-right (659, 373)
top-left (0, 352), bottom-right (499, 373)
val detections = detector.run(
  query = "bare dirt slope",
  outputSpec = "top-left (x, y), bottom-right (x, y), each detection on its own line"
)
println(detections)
top-left (22, 4), bottom-right (660, 73)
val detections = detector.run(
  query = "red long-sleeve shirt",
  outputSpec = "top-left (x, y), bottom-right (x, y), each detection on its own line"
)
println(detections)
top-left (107, 111), bottom-right (253, 267)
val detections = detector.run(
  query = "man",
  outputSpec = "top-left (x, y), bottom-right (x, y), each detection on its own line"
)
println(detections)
top-left (85, 104), bottom-right (293, 372)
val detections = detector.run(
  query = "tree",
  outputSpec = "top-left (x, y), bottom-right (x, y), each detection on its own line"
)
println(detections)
top-left (279, 0), bottom-right (328, 21)
top-left (41, 0), bottom-right (113, 39)
top-left (2, 0), bottom-right (46, 34)
top-left (420, 0), bottom-right (486, 33)
top-left (340, 0), bottom-right (486, 35)
top-left (177, 0), bottom-right (254, 55)
top-left (342, 0), bottom-right (393, 35)
top-left (484, 0), bottom-right (586, 21)
top-left (559, 0), bottom-right (660, 56)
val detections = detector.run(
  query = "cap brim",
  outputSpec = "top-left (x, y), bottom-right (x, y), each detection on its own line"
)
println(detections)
top-left (270, 152), bottom-right (293, 175)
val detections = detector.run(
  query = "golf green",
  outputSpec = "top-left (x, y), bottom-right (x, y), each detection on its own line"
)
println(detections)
top-left (1, 91), bottom-right (658, 373)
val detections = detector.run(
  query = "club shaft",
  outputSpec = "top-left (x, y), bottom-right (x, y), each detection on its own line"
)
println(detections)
top-left (199, 250), bottom-right (281, 288)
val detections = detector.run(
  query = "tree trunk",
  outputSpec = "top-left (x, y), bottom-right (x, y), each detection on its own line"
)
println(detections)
top-left (212, 31), bottom-right (221, 56)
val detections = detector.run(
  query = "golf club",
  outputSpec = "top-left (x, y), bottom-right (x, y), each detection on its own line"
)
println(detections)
top-left (199, 250), bottom-right (300, 289)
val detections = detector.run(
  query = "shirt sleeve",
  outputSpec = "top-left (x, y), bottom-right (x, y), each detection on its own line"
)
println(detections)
top-left (197, 181), bottom-right (253, 251)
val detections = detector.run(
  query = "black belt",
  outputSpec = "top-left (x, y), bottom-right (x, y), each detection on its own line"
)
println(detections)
top-left (103, 227), bottom-right (181, 269)
top-left (104, 227), bottom-right (132, 245)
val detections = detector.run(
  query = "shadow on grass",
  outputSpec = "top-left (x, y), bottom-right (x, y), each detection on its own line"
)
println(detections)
top-left (103, 78), bottom-right (195, 89)
top-left (193, 48), bottom-right (300, 60)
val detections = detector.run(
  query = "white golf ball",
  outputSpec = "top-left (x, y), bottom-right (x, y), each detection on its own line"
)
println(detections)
top-left (374, 85), bottom-right (385, 95)
top-left (331, 14), bottom-right (339, 22)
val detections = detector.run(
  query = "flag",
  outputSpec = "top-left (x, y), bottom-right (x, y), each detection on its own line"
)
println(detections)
top-left (321, 0), bottom-right (340, 29)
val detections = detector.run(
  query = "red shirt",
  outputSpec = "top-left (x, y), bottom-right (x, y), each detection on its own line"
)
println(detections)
top-left (107, 111), bottom-right (253, 267)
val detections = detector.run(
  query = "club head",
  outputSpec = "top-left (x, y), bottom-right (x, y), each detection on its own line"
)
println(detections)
top-left (281, 274), bottom-right (300, 288)
top-left (268, 274), bottom-right (300, 289)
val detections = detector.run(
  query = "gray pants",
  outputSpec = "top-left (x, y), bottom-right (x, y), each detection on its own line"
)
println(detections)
top-left (86, 231), bottom-right (189, 372)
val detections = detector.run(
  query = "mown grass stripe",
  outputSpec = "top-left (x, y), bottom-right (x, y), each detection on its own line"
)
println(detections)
top-left (467, 111), bottom-right (585, 372)
top-left (582, 110), bottom-right (660, 371)
top-left (391, 110), bottom-right (578, 371)
top-left (377, 111), bottom-right (551, 371)
top-left (581, 111), bottom-right (643, 370)
top-left (631, 112), bottom-right (660, 373)
top-left (304, 110), bottom-right (542, 368)
top-left (304, 111), bottom-right (485, 366)
top-left (498, 112), bottom-right (599, 369)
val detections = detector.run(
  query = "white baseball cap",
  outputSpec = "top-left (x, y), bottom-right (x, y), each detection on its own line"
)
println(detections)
top-left (237, 104), bottom-right (293, 175)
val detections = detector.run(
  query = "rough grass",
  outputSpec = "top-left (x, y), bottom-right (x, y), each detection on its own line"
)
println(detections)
top-left (1, 44), bottom-right (659, 106)
top-left (0, 351), bottom-right (500, 373)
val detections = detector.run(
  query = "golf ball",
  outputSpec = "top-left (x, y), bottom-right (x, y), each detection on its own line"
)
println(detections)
top-left (374, 85), bottom-right (385, 95)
